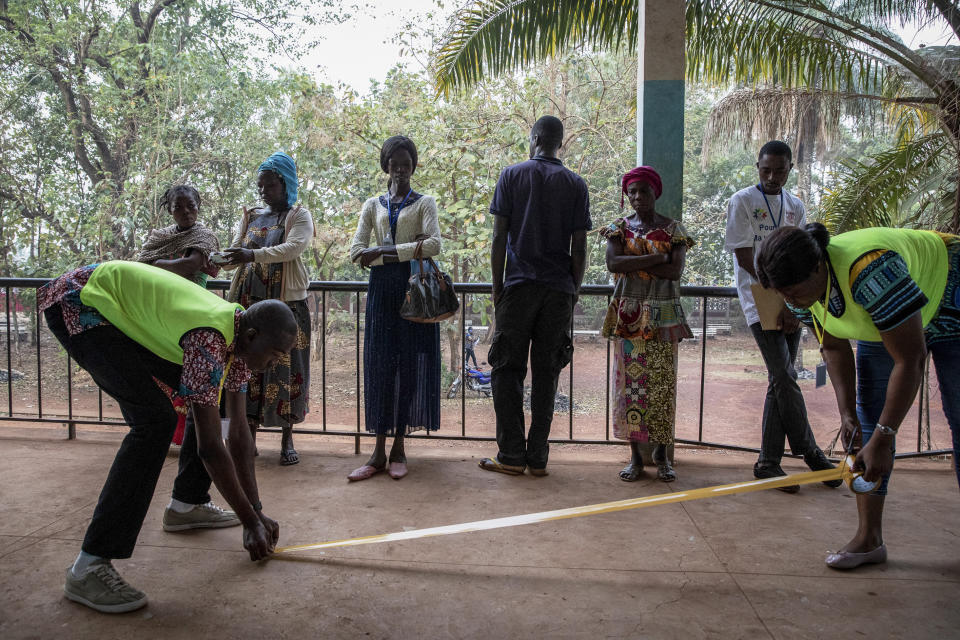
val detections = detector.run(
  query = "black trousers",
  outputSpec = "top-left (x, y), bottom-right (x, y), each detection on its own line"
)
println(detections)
top-left (46, 306), bottom-right (212, 559)
top-left (463, 347), bottom-right (478, 368)
top-left (490, 283), bottom-right (574, 468)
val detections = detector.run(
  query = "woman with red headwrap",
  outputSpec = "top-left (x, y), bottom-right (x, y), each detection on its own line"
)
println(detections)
top-left (600, 166), bottom-right (694, 482)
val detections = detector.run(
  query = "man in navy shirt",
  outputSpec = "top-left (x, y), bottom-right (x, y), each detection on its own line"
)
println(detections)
top-left (479, 115), bottom-right (591, 477)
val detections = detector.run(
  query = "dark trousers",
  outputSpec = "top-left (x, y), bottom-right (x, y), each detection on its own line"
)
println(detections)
top-left (46, 306), bottom-right (211, 559)
top-left (172, 409), bottom-right (213, 505)
top-left (749, 322), bottom-right (817, 465)
top-left (464, 348), bottom-right (478, 368)
top-left (490, 283), bottom-right (574, 469)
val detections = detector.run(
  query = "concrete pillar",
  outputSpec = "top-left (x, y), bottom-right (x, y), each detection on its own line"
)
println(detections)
top-left (636, 0), bottom-right (685, 220)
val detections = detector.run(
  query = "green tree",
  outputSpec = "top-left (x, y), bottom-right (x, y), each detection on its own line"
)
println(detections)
top-left (431, 1), bottom-right (960, 231)
top-left (290, 48), bottom-right (638, 369)
top-left (0, 0), bottom-right (343, 273)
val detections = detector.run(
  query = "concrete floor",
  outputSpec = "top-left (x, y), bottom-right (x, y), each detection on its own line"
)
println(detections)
top-left (0, 424), bottom-right (958, 639)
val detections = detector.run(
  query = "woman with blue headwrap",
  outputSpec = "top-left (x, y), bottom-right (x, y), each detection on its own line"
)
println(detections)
top-left (223, 151), bottom-right (314, 466)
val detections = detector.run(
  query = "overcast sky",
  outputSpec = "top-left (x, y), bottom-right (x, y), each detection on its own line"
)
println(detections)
top-left (297, 2), bottom-right (959, 93)
top-left (300, 0), bottom-right (447, 91)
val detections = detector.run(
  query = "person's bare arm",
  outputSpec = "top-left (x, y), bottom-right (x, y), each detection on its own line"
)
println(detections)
top-left (855, 313), bottom-right (927, 482)
top-left (151, 248), bottom-right (205, 279)
top-left (734, 247), bottom-right (758, 280)
top-left (223, 390), bottom-right (278, 546)
top-left (640, 243), bottom-right (688, 281)
top-left (820, 330), bottom-right (860, 450)
top-left (192, 403), bottom-right (273, 560)
top-left (605, 238), bottom-right (669, 273)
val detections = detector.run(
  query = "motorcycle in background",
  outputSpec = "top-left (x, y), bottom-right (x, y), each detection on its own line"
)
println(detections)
top-left (447, 366), bottom-right (492, 398)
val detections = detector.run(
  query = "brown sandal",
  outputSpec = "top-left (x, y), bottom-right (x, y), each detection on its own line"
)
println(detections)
top-left (478, 457), bottom-right (524, 476)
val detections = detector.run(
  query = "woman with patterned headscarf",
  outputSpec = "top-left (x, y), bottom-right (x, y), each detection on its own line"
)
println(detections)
top-left (223, 151), bottom-right (314, 466)
top-left (600, 166), bottom-right (695, 482)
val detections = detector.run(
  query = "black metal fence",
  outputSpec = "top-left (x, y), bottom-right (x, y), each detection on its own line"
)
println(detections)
top-left (0, 277), bottom-right (951, 460)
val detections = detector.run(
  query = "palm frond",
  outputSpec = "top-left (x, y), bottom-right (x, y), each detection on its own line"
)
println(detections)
top-left (835, 0), bottom-right (943, 31)
top-left (431, 0), bottom-right (637, 97)
top-left (686, 1), bottom-right (893, 91)
top-left (819, 133), bottom-right (953, 231)
top-left (701, 86), bottom-right (890, 163)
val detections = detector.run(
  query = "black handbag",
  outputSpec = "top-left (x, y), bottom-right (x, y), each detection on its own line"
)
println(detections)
top-left (399, 240), bottom-right (460, 323)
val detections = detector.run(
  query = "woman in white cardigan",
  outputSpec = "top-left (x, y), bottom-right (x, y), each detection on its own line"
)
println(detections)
top-left (223, 151), bottom-right (314, 466)
top-left (347, 136), bottom-right (442, 481)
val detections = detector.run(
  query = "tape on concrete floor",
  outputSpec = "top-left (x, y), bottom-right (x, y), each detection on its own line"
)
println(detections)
top-left (275, 463), bottom-right (853, 555)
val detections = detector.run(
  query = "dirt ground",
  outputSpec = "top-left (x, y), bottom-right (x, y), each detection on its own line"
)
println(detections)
top-left (1, 320), bottom-right (952, 457)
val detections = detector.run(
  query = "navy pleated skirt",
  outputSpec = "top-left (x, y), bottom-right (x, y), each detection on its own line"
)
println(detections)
top-left (363, 261), bottom-right (441, 434)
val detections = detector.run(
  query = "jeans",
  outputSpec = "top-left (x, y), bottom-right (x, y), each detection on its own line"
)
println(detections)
top-left (858, 339), bottom-right (960, 492)
top-left (855, 341), bottom-right (896, 495)
top-left (929, 340), bottom-right (960, 489)
top-left (490, 283), bottom-right (574, 469)
top-left (749, 323), bottom-right (817, 465)
top-left (46, 306), bottom-right (211, 559)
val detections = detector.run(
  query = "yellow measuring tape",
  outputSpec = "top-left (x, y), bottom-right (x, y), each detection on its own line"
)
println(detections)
top-left (274, 458), bottom-right (859, 555)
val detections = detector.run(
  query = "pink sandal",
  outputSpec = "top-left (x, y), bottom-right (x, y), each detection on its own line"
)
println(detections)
top-left (388, 461), bottom-right (408, 480)
top-left (347, 464), bottom-right (384, 482)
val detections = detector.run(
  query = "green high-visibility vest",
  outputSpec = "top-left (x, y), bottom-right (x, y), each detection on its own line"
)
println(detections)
top-left (810, 228), bottom-right (948, 342)
top-left (80, 261), bottom-right (243, 364)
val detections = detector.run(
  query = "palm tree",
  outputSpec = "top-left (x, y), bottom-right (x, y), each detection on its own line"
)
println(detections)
top-left (432, 1), bottom-right (960, 231)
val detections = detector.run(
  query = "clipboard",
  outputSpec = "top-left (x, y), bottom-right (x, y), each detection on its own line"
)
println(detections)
top-left (750, 284), bottom-right (786, 331)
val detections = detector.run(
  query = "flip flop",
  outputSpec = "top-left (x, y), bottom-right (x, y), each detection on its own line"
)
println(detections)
top-left (280, 449), bottom-right (299, 466)
top-left (347, 464), bottom-right (384, 482)
top-left (388, 461), bottom-right (408, 480)
top-left (478, 457), bottom-right (524, 476)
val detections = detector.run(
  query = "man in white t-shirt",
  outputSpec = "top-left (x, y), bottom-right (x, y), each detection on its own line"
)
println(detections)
top-left (724, 140), bottom-right (839, 492)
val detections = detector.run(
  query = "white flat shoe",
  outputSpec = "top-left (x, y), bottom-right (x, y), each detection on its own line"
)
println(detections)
top-left (825, 544), bottom-right (887, 569)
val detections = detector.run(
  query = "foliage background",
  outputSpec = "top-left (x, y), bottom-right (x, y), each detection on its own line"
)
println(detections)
top-left (0, 0), bottom-right (895, 289)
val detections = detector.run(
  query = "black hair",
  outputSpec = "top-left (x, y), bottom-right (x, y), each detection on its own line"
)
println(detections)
top-left (159, 184), bottom-right (201, 212)
top-left (380, 136), bottom-right (419, 174)
top-left (531, 115), bottom-right (564, 151)
top-left (756, 223), bottom-right (830, 290)
top-left (242, 299), bottom-right (298, 344)
top-left (758, 140), bottom-right (793, 162)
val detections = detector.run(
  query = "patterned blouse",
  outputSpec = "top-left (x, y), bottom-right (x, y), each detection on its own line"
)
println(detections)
top-left (599, 218), bottom-right (696, 342)
top-left (790, 234), bottom-right (960, 344)
top-left (38, 265), bottom-right (251, 406)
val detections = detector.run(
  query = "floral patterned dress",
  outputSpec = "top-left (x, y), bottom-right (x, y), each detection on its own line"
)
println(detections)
top-left (234, 209), bottom-right (310, 427)
top-left (600, 218), bottom-right (694, 443)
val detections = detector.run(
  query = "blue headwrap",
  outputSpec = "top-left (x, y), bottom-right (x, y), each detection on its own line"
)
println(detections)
top-left (257, 151), bottom-right (298, 208)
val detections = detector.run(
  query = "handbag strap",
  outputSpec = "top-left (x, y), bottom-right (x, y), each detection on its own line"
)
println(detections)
top-left (413, 239), bottom-right (427, 275)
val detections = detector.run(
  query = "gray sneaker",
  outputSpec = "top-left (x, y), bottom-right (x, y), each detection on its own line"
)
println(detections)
top-left (63, 563), bottom-right (147, 613)
top-left (162, 502), bottom-right (240, 532)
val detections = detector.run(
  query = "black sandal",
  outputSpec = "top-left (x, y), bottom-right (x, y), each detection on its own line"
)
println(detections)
top-left (280, 449), bottom-right (300, 466)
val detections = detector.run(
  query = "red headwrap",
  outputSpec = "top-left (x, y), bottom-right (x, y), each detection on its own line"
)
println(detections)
top-left (621, 166), bottom-right (662, 207)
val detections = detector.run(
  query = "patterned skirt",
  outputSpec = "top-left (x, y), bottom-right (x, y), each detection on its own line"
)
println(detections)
top-left (363, 261), bottom-right (440, 435)
top-left (247, 299), bottom-right (311, 427)
top-left (611, 336), bottom-right (677, 444)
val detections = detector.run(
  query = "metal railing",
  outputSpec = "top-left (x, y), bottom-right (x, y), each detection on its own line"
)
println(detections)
top-left (0, 277), bottom-right (951, 460)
